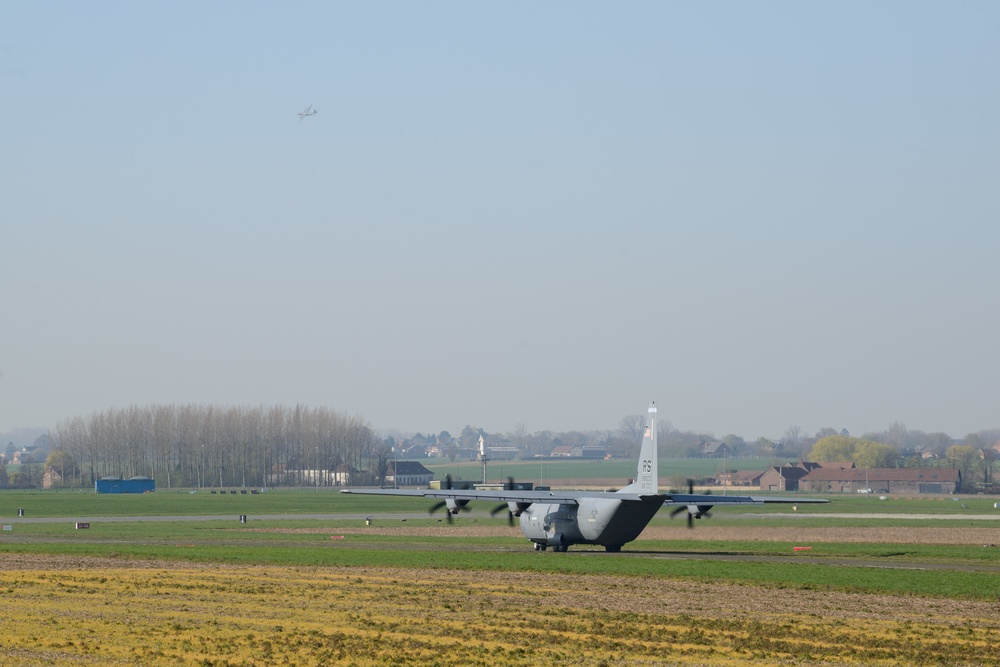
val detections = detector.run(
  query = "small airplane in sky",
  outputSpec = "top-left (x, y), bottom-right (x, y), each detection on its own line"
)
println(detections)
top-left (342, 402), bottom-right (828, 552)
top-left (297, 105), bottom-right (317, 120)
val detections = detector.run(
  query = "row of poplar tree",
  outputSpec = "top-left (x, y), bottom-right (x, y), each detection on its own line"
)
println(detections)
top-left (48, 404), bottom-right (379, 489)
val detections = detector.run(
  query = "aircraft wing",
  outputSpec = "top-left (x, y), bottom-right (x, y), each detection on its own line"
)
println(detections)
top-left (340, 488), bottom-right (652, 506)
top-left (748, 496), bottom-right (828, 504)
top-left (662, 494), bottom-right (829, 506)
top-left (342, 488), bottom-right (828, 506)
top-left (663, 493), bottom-right (759, 506)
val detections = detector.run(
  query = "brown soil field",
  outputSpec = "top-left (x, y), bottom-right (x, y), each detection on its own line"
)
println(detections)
top-left (2, 553), bottom-right (999, 666)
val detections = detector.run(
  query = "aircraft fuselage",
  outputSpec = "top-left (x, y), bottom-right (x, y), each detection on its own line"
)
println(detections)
top-left (519, 496), bottom-right (664, 551)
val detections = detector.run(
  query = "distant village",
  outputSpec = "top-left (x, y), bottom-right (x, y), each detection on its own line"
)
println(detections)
top-left (719, 460), bottom-right (962, 496)
top-left (2, 415), bottom-right (998, 495)
top-left (273, 432), bottom-right (990, 496)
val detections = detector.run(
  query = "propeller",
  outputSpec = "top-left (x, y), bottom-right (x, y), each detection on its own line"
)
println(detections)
top-left (490, 503), bottom-right (515, 526)
top-left (670, 479), bottom-right (713, 529)
top-left (429, 499), bottom-right (471, 523)
top-left (491, 477), bottom-right (516, 526)
top-left (429, 499), bottom-right (452, 523)
top-left (670, 504), bottom-right (694, 529)
top-left (429, 475), bottom-right (456, 523)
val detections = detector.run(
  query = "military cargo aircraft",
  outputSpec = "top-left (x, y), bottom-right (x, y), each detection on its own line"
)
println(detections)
top-left (342, 402), bottom-right (827, 552)
top-left (297, 104), bottom-right (317, 120)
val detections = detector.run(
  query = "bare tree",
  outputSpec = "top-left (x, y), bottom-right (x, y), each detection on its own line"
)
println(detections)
top-left (372, 446), bottom-right (392, 487)
top-left (887, 421), bottom-right (908, 450)
top-left (783, 425), bottom-right (803, 454)
top-left (618, 414), bottom-right (645, 458)
top-left (43, 403), bottom-right (386, 489)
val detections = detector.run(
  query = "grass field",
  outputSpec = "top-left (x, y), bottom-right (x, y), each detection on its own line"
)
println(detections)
top-left (3, 482), bottom-right (999, 517)
top-left (2, 487), bottom-right (1000, 665)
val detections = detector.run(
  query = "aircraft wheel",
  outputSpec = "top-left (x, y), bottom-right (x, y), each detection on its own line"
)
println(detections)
top-left (533, 543), bottom-right (543, 551)
top-left (605, 545), bottom-right (622, 553)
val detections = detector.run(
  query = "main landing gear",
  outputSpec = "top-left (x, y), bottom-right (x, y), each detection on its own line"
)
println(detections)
top-left (533, 542), bottom-right (621, 553)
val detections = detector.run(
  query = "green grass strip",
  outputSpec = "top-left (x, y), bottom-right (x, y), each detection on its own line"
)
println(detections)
top-left (2, 538), bottom-right (997, 602)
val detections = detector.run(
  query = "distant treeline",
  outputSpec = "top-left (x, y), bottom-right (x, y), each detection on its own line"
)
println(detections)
top-left (20, 405), bottom-right (1000, 492)
top-left (48, 405), bottom-right (377, 489)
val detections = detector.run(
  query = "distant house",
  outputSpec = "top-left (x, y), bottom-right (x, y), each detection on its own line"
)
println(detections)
top-left (800, 468), bottom-right (961, 494)
top-left (429, 477), bottom-right (475, 490)
top-left (759, 464), bottom-right (812, 492)
top-left (42, 469), bottom-right (64, 489)
top-left (718, 469), bottom-right (767, 487)
top-left (731, 461), bottom-right (854, 492)
top-left (700, 441), bottom-right (731, 458)
top-left (546, 445), bottom-right (606, 459)
top-left (567, 446), bottom-right (606, 459)
top-left (332, 464), bottom-right (363, 487)
top-left (399, 444), bottom-right (430, 459)
top-left (266, 464), bottom-right (288, 486)
top-left (486, 446), bottom-right (520, 461)
top-left (386, 461), bottom-right (434, 487)
top-left (423, 446), bottom-right (476, 461)
top-left (813, 461), bottom-right (856, 471)
top-left (12, 447), bottom-right (39, 464)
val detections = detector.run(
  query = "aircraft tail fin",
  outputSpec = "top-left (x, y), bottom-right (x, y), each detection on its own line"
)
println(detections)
top-left (621, 402), bottom-right (658, 495)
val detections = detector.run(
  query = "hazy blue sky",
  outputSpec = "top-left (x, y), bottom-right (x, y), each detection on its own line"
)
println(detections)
top-left (3, 2), bottom-right (998, 440)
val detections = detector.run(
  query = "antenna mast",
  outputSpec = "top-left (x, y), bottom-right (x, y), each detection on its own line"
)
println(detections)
top-left (479, 434), bottom-right (489, 484)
